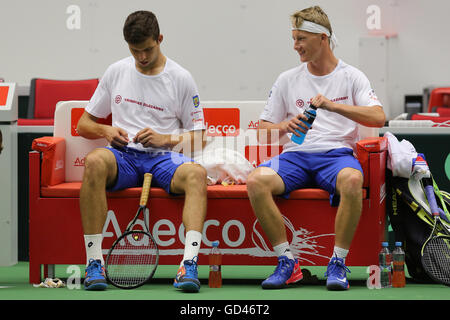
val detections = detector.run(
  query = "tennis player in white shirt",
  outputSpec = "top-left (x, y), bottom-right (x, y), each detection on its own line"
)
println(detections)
top-left (246, 6), bottom-right (386, 291)
top-left (77, 10), bottom-right (206, 293)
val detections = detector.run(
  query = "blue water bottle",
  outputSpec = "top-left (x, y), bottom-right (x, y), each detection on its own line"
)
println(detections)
top-left (291, 104), bottom-right (317, 145)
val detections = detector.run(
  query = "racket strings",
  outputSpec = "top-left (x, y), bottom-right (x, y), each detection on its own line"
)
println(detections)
top-left (107, 231), bottom-right (158, 288)
top-left (422, 237), bottom-right (450, 286)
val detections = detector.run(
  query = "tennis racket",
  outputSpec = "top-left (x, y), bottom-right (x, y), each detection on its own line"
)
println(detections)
top-left (420, 177), bottom-right (450, 286)
top-left (105, 173), bottom-right (159, 289)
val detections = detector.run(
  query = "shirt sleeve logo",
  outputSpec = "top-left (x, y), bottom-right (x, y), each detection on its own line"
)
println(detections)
top-left (193, 95), bottom-right (200, 108)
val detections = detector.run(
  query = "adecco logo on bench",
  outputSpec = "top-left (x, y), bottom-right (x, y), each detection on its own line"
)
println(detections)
top-left (203, 108), bottom-right (240, 136)
top-left (70, 107), bottom-right (238, 137)
top-left (100, 209), bottom-right (334, 263)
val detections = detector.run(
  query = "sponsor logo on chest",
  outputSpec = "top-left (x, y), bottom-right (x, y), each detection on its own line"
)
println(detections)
top-left (115, 95), bottom-right (165, 112)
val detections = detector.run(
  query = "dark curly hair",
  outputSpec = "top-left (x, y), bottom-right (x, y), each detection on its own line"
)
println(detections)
top-left (123, 11), bottom-right (160, 44)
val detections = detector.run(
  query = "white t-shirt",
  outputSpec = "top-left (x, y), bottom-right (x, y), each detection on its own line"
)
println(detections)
top-left (260, 59), bottom-right (382, 153)
top-left (86, 56), bottom-right (205, 152)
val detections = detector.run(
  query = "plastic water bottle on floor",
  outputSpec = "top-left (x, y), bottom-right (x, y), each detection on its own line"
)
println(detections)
top-left (291, 104), bottom-right (317, 145)
top-left (208, 241), bottom-right (222, 288)
top-left (379, 242), bottom-right (392, 288)
top-left (392, 241), bottom-right (406, 288)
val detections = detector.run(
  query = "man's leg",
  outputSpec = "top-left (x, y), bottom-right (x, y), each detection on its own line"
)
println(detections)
top-left (170, 162), bottom-right (207, 234)
top-left (325, 167), bottom-right (363, 291)
top-left (170, 162), bottom-right (207, 292)
top-left (246, 166), bottom-right (303, 289)
top-left (79, 148), bottom-right (118, 290)
top-left (80, 148), bottom-right (118, 236)
top-left (246, 166), bottom-right (287, 246)
top-left (334, 167), bottom-right (363, 251)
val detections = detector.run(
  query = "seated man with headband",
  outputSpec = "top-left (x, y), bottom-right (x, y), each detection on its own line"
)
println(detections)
top-left (246, 6), bottom-right (385, 291)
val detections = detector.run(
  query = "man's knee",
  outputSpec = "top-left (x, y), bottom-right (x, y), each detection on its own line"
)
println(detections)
top-left (173, 162), bottom-right (207, 192)
top-left (337, 168), bottom-right (363, 197)
top-left (83, 149), bottom-right (116, 182)
top-left (247, 167), bottom-right (282, 197)
top-left (185, 163), bottom-right (207, 181)
top-left (246, 170), bottom-right (264, 194)
top-left (84, 152), bottom-right (106, 174)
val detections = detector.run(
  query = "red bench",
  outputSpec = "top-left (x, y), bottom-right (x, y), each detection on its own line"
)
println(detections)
top-left (28, 101), bottom-right (387, 283)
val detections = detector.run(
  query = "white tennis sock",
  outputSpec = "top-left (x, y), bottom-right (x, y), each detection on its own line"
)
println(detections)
top-left (84, 234), bottom-right (104, 266)
top-left (273, 242), bottom-right (295, 260)
top-left (181, 230), bottom-right (202, 266)
top-left (332, 246), bottom-right (349, 262)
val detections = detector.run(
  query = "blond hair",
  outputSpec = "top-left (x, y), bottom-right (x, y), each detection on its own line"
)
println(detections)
top-left (290, 6), bottom-right (332, 35)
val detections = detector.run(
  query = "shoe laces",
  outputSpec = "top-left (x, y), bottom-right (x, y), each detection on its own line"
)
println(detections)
top-left (183, 256), bottom-right (199, 277)
top-left (324, 257), bottom-right (351, 278)
top-left (272, 257), bottom-right (292, 277)
top-left (86, 258), bottom-right (104, 276)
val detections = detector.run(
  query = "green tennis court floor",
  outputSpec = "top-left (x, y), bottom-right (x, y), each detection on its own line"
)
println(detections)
top-left (0, 262), bottom-right (448, 301)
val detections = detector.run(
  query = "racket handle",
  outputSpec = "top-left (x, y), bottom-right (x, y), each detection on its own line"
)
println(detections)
top-left (140, 173), bottom-right (153, 206)
top-left (424, 184), bottom-right (440, 216)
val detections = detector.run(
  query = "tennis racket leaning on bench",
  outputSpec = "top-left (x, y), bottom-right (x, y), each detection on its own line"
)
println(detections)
top-left (105, 173), bottom-right (159, 289)
top-left (421, 177), bottom-right (450, 286)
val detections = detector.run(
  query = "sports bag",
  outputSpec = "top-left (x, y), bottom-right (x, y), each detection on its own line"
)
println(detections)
top-left (387, 171), bottom-right (450, 283)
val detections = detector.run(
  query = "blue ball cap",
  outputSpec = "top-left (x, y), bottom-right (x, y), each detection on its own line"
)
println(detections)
top-left (381, 241), bottom-right (388, 247)
top-left (395, 241), bottom-right (402, 246)
top-left (212, 240), bottom-right (220, 247)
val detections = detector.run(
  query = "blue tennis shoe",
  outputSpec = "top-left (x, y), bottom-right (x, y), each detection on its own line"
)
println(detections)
top-left (261, 256), bottom-right (303, 289)
top-left (324, 256), bottom-right (351, 291)
top-left (173, 257), bottom-right (201, 292)
top-left (84, 258), bottom-right (108, 290)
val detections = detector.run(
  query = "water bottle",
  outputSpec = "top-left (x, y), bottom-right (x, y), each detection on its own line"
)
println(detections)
top-left (379, 242), bottom-right (392, 288)
top-left (291, 104), bottom-right (317, 145)
top-left (392, 241), bottom-right (406, 288)
top-left (208, 241), bottom-right (222, 288)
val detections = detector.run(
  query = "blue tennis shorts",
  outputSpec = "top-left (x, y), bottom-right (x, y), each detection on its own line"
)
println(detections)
top-left (259, 147), bottom-right (363, 206)
top-left (105, 146), bottom-right (194, 194)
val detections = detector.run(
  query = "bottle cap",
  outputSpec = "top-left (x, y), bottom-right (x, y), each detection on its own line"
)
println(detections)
top-left (381, 241), bottom-right (388, 247)
top-left (212, 240), bottom-right (220, 247)
top-left (395, 241), bottom-right (402, 246)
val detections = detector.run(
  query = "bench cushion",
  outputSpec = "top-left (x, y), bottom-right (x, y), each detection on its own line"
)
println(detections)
top-left (40, 183), bottom-right (367, 199)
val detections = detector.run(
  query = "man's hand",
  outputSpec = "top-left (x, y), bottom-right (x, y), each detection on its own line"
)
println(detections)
top-left (133, 127), bottom-right (169, 148)
top-left (286, 94), bottom-right (334, 137)
top-left (104, 127), bottom-right (129, 148)
top-left (257, 115), bottom-right (308, 144)
top-left (310, 93), bottom-right (335, 111)
top-left (286, 114), bottom-right (310, 136)
top-left (310, 93), bottom-right (385, 127)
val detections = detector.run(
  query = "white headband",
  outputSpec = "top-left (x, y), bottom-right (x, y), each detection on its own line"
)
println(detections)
top-left (292, 20), bottom-right (338, 50)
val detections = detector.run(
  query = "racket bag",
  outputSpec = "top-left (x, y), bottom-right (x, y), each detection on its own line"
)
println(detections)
top-left (386, 170), bottom-right (450, 283)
